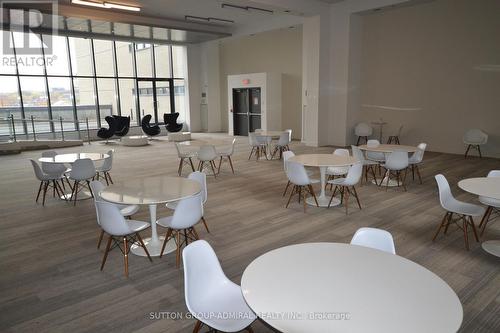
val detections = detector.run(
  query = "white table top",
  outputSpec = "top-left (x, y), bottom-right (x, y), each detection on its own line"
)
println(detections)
top-left (99, 175), bottom-right (201, 205)
top-left (38, 153), bottom-right (109, 164)
top-left (241, 243), bottom-right (463, 333)
top-left (289, 154), bottom-right (358, 167)
top-left (252, 130), bottom-right (283, 138)
top-left (359, 144), bottom-right (418, 153)
top-left (458, 177), bottom-right (500, 200)
top-left (179, 139), bottom-right (232, 147)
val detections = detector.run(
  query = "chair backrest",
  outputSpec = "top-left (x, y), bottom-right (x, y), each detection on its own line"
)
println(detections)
top-left (351, 227), bottom-right (396, 254)
top-left (41, 151), bottom-right (66, 175)
top-left (198, 145), bottom-right (217, 161)
top-left (463, 128), bottom-right (488, 144)
top-left (344, 162), bottom-right (363, 185)
top-left (170, 193), bottom-right (203, 229)
top-left (228, 138), bottom-right (236, 155)
top-left (351, 145), bottom-right (366, 163)
top-left (285, 129), bottom-right (292, 142)
top-left (70, 158), bottom-right (96, 180)
top-left (385, 150), bottom-right (409, 170)
top-left (248, 132), bottom-right (258, 146)
top-left (101, 150), bottom-right (114, 170)
top-left (188, 171), bottom-right (207, 204)
top-left (282, 150), bottom-right (295, 173)
top-left (355, 122), bottom-right (373, 136)
top-left (410, 143), bottom-right (427, 163)
top-left (287, 161), bottom-right (310, 186)
top-left (183, 240), bottom-right (230, 316)
top-left (367, 139), bottom-right (380, 147)
top-left (95, 200), bottom-right (132, 236)
top-left (278, 132), bottom-right (290, 146)
top-left (30, 159), bottom-right (45, 181)
top-left (333, 148), bottom-right (350, 157)
top-left (89, 180), bottom-right (106, 225)
top-left (174, 142), bottom-right (184, 158)
top-left (434, 174), bottom-right (455, 210)
top-left (487, 170), bottom-right (500, 178)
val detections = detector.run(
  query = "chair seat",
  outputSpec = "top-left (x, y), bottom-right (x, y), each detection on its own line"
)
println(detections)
top-left (180, 152), bottom-right (197, 158)
top-left (326, 166), bottom-right (349, 176)
top-left (444, 200), bottom-right (486, 217)
top-left (363, 160), bottom-right (379, 166)
top-left (95, 166), bottom-right (111, 173)
top-left (479, 196), bottom-right (500, 208)
top-left (119, 204), bottom-right (140, 217)
top-left (165, 201), bottom-right (178, 210)
top-left (193, 282), bottom-right (256, 332)
top-left (125, 220), bottom-right (150, 234)
top-left (328, 177), bottom-right (348, 186)
top-left (408, 159), bottom-right (421, 165)
top-left (380, 164), bottom-right (407, 171)
top-left (367, 157), bottom-right (385, 163)
top-left (156, 216), bottom-right (174, 228)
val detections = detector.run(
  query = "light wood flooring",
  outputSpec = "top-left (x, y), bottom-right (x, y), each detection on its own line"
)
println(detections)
top-left (0, 133), bottom-right (499, 333)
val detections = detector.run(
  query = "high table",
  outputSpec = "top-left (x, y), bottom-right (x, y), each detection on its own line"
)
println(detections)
top-left (288, 154), bottom-right (358, 207)
top-left (458, 177), bottom-right (500, 257)
top-left (359, 144), bottom-right (418, 187)
top-left (99, 175), bottom-right (201, 257)
top-left (39, 153), bottom-right (109, 200)
top-left (241, 243), bottom-right (463, 333)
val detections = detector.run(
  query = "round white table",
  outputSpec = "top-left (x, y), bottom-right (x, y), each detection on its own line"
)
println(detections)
top-left (241, 243), bottom-right (463, 333)
top-left (359, 144), bottom-right (418, 187)
top-left (179, 139), bottom-right (232, 147)
top-left (38, 152), bottom-right (109, 164)
top-left (99, 176), bottom-right (201, 257)
top-left (288, 154), bottom-right (358, 207)
top-left (458, 177), bottom-right (500, 257)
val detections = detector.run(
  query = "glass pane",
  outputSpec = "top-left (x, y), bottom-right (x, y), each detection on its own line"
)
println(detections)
top-left (174, 79), bottom-right (186, 123)
top-left (156, 81), bottom-right (171, 121)
top-left (0, 76), bottom-right (23, 136)
top-left (20, 76), bottom-right (50, 134)
top-left (154, 44), bottom-right (171, 78)
top-left (138, 81), bottom-right (155, 122)
top-left (44, 34), bottom-right (70, 75)
top-left (69, 37), bottom-right (93, 76)
top-left (135, 43), bottom-right (153, 77)
top-left (0, 31), bottom-right (16, 74)
top-left (118, 79), bottom-right (137, 125)
top-left (93, 39), bottom-right (115, 76)
top-left (172, 45), bottom-right (186, 78)
top-left (73, 77), bottom-right (97, 129)
top-left (116, 41), bottom-right (134, 77)
top-left (48, 77), bottom-right (76, 131)
top-left (96, 78), bottom-right (118, 124)
top-left (13, 32), bottom-right (45, 75)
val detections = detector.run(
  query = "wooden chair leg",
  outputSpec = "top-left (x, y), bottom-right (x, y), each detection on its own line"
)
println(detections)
top-left (286, 185), bottom-right (296, 208)
top-left (72, 181), bottom-right (79, 206)
top-left (192, 320), bottom-right (203, 333)
top-left (123, 237), bottom-right (129, 277)
top-left (463, 216), bottom-right (469, 250)
top-left (136, 232), bottom-right (153, 262)
top-left (210, 160), bottom-right (217, 178)
top-left (344, 186), bottom-right (350, 215)
top-left (201, 216), bottom-right (210, 233)
top-left (469, 216), bottom-right (479, 242)
top-left (228, 156), bottom-right (235, 174)
top-left (178, 158), bottom-right (184, 176)
top-left (356, 136), bottom-right (361, 145)
top-left (248, 147), bottom-right (255, 160)
top-left (160, 228), bottom-right (173, 258)
top-left (477, 145), bottom-right (482, 158)
top-left (42, 181), bottom-right (49, 206)
top-left (464, 144), bottom-right (471, 158)
top-left (191, 226), bottom-right (200, 240)
top-left (217, 156), bottom-right (223, 173)
top-left (415, 165), bottom-right (422, 184)
top-left (352, 186), bottom-right (362, 210)
top-left (35, 181), bottom-right (43, 203)
top-left (175, 231), bottom-right (182, 268)
top-left (479, 206), bottom-right (493, 236)
top-left (100, 235), bottom-right (113, 271)
top-left (433, 212), bottom-right (450, 241)
top-left (97, 229), bottom-right (104, 249)
top-left (308, 185), bottom-right (319, 207)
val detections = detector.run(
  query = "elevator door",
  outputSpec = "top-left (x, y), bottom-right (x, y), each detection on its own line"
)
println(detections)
top-left (232, 87), bottom-right (261, 136)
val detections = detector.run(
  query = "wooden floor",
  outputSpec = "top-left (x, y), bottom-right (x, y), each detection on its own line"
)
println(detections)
top-left (0, 133), bottom-right (499, 333)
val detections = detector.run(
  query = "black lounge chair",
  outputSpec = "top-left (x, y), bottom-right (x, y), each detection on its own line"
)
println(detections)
top-left (97, 116), bottom-right (116, 143)
top-left (141, 114), bottom-right (161, 137)
top-left (113, 115), bottom-right (130, 137)
top-left (163, 112), bottom-right (183, 133)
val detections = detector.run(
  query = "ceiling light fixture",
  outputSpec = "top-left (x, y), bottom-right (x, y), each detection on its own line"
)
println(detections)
top-left (185, 15), bottom-right (234, 24)
top-left (221, 3), bottom-right (273, 14)
top-left (71, 0), bottom-right (141, 12)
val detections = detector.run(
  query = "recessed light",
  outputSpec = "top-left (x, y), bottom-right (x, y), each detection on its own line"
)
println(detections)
top-left (71, 0), bottom-right (141, 12)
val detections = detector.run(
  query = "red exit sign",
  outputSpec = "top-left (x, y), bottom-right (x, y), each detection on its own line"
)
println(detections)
top-left (242, 79), bottom-right (250, 85)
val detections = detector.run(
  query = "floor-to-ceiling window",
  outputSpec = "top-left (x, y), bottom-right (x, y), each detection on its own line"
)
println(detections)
top-left (0, 29), bottom-right (187, 137)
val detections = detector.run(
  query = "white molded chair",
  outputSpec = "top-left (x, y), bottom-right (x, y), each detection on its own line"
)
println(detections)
top-left (166, 171), bottom-right (210, 233)
top-left (408, 143), bottom-right (427, 184)
top-left (217, 138), bottom-right (236, 174)
top-left (157, 193), bottom-right (203, 268)
top-left (68, 158), bottom-right (96, 205)
top-left (95, 150), bottom-right (114, 185)
top-left (41, 150), bottom-right (71, 191)
top-left (351, 145), bottom-right (378, 184)
top-left (285, 128), bottom-right (292, 143)
top-left (381, 150), bottom-right (409, 191)
top-left (387, 125), bottom-right (403, 144)
top-left (366, 139), bottom-right (385, 164)
top-left (90, 180), bottom-right (140, 249)
top-left (463, 129), bottom-right (488, 158)
top-left (198, 145), bottom-right (218, 178)
top-left (96, 200), bottom-right (152, 277)
top-left (478, 170), bottom-right (500, 236)
top-left (175, 142), bottom-right (196, 176)
top-left (271, 132), bottom-right (290, 160)
top-left (351, 227), bottom-right (396, 254)
top-left (282, 151), bottom-right (315, 197)
top-left (183, 240), bottom-right (256, 333)
top-left (355, 122), bottom-right (373, 145)
top-left (326, 149), bottom-right (350, 183)
top-left (327, 162), bottom-right (363, 214)
top-left (433, 174), bottom-right (484, 250)
top-left (30, 159), bottom-right (67, 206)
top-left (285, 161), bottom-right (319, 212)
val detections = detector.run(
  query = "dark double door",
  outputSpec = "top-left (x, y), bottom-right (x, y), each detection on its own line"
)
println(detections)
top-left (233, 88), bottom-right (261, 136)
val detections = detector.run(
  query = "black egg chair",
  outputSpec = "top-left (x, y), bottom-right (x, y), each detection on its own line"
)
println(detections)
top-left (141, 114), bottom-right (161, 137)
top-left (113, 115), bottom-right (130, 137)
top-left (163, 112), bottom-right (183, 133)
top-left (97, 116), bottom-right (117, 143)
